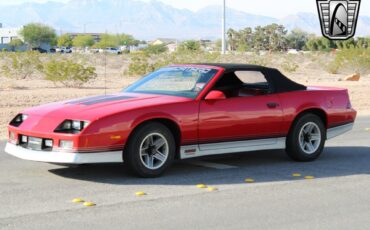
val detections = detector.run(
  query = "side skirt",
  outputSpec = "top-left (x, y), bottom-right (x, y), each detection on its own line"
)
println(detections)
top-left (180, 137), bottom-right (286, 159)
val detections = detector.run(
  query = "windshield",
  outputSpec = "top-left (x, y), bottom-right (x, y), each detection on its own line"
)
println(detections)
top-left (124, 67), bottom-right (218, 98)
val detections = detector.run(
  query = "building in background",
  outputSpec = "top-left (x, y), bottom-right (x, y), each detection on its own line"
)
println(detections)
top-left (151, 38), bottom-right (178, 52)
top-left (0, 24), bottom-right (24, 50)
top-left (151, 38), bottom-right (178, 46)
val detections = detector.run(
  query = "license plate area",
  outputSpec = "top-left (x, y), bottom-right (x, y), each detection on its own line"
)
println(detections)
top-left (27, 137), bottom-right (43, 151)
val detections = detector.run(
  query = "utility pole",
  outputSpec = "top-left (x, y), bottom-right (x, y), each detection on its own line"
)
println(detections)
top-left (222, 0), bottom-right (226, 54)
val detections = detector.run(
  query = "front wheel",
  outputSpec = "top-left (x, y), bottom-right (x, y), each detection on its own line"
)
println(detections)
top-left (123, 122), bottom-right (176, 178)
top-left (286, 114), bottom-right (326, 162)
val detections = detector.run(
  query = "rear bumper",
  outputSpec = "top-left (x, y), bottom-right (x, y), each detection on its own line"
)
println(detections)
top-left (4, 143), bottom-right (122, 164)
top-left (327, 122), bottom-right (354, 139)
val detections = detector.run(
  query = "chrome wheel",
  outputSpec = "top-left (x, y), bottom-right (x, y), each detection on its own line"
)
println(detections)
top-left (298, 122), bottom-right (322, 155)
top-left (139, 133), bottom-right (169, 170)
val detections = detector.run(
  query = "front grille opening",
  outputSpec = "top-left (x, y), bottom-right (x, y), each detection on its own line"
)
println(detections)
top-left (19, 135), bottom-right (53, 152)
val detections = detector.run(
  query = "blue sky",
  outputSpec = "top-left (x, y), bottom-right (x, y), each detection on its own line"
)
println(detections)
top-left (0, 0), bottom-right (369, 18)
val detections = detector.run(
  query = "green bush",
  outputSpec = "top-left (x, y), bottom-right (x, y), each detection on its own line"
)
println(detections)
top-left (143, 44), bottom-right (168, 55)
top-left (1, 51), bottom-right (43, 79)
top-left (247, 55), bottom-right (270, 67)
top-left (42, 60), bottom-right (97, 87)
top-left (325, 61), bottom-right (341, 74)
top-left (328, 47), bottom-right (370, 74)
top-left (126, 54), bottom-right (150, 76)
top-left (280, 55), bottom-right (299, 73)
top-left (281, 61), bottom-right (299, 73)
top-left (178, 40), bottom-right (201, 52)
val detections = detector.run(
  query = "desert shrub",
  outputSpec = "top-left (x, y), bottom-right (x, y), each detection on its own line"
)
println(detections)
top-left (247, 55), bottom-right (270, 67)
top-left (42, 60), bottom-right (97, 88)
top-left (1, 51), bottom-right (43, 79)
top-left (328, 47), bottom-right (370, 74)
top-left (126, 54), bottom-right (150, 76)
top-left (325, 61), bottom-right (341, 74)
top-left (280, 55), bottom-right (299, 73)
top-left (281, 61), bottom-right (299, 73)
top-left (143, 44), bottom-right (168, 55)
top-left (178, 40), bottom-right (201, 52)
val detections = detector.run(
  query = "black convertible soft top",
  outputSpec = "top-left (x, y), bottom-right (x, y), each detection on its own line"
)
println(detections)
top-left (201, 63), bottom-right (307, 93)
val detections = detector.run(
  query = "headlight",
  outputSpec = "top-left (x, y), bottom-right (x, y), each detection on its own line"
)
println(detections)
top-left (60, 140), bottom-right (73, 149)
top-left (9, 114), bottom-right (29, 127)
top-left (54, 120), bottom-right (90, 134)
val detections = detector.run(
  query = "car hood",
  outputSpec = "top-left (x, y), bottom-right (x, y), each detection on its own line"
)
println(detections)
top-left (23, 93), bottom-right (192, 121)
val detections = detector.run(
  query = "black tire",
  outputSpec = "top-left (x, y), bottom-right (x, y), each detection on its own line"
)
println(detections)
top-left (123, 122), bottom-right (176, 178)
top-left (286, 114), bottom-right (326, 162)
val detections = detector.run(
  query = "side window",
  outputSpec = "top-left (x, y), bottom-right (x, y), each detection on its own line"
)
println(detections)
top-left (234, 71), bottom-right (267, 85)
top-left (234, 71), bottom-right (271, 97)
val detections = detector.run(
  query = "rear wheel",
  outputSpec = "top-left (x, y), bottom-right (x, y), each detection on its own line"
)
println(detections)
top-left (123, 122), bottom-right (176, 178)
top-left (286, 114), bottom-right (326, 162)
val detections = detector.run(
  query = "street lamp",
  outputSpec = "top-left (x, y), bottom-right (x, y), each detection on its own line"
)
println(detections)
top-left (222, 0), bottom-right (226, 54)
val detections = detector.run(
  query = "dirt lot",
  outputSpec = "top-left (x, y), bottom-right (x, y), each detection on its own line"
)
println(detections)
top-left (0, 53), bottom-right (369, 139)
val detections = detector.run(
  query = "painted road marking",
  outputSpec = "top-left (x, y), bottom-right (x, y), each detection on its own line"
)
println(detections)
top-left (135, 192), bottom-right (147, 196)
top-left (196, 184), bottom-right (207, 189)
top-left (83, 202), bottom-right (96, 207)
top-left (72, 198), bottom-right (84, 203)
top-left (244, 178), bottom-right (255, 183)
top-left (188, 160), bottom-right (238, 170)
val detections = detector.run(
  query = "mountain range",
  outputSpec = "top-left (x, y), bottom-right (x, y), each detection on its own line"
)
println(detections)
top-left (0, 0), bottom-right (369, 39)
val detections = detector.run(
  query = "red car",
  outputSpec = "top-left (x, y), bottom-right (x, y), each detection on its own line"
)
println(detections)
top-left (5, 64), bottom-right (356, 177)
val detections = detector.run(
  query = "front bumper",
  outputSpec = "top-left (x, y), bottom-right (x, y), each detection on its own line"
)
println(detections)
top-left (5, 143), bottom-right (123, 164)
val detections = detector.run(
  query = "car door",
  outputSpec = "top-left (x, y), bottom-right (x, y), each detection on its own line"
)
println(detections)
top-left (198, 70), bottom-right (284, 151)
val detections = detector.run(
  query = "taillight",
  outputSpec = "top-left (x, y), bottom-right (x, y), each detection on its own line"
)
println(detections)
top-left (347, 101), bottom-right (352, 109)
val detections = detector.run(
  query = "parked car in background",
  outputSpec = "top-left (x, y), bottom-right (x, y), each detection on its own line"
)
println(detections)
top-left (89, 48), bottom-right (100, 53)
top-left (31, 47), bottom-right (48, 53)
top-left (100, 47), bottom-right (122, 55)
top-left (56, 47), bottom-right (72, 53)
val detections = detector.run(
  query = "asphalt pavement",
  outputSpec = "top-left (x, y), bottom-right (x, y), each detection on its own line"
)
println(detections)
top-left (0, 116), bottom-right (369, 230)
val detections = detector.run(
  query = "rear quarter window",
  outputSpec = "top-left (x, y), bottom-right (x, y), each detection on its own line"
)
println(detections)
top-left (234, 71), bottom-right (268, 84)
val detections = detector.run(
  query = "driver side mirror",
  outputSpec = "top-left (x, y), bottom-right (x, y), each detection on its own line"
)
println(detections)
top-left (205, 90), bottom-right (226, 100)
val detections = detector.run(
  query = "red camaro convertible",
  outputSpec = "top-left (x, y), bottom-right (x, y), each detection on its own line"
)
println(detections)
top-left (5, 64), bottom-right (356, 177)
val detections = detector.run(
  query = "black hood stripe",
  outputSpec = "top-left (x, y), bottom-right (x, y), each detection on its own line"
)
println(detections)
top-left (67, 95), bottom-right (110, 104)
top-left (83, 96), bottom-right (134, 105)
top-left (67, 95), bottom-right (135, 105)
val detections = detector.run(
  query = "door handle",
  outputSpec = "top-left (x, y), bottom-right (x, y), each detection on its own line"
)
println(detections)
top-left (267, 102), bottom-right (279, 108)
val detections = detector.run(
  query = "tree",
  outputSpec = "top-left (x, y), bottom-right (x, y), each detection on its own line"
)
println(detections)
top-left (20, 23), bottom-right (57, 48)
top-left (336, 38), bottom-right (356, 49)
top-left (94, 34), bottom-right (118, 48)
top-left (57, 34), bottom-right (73, 47)
top-left (116, 34), bottom-right (139, 46)
top-left (72, 35), bottom-right (95, 47)
top-left (286, 29), bottom-right (310, 50)
top-left (305, 38), bottom-right (319, 51)
top-left (305, 36), bottom-right (336, 51)
top-left (8, 39), bottom-right (24, 51)
top-left (227, 28), bottom-right (239, 51)
top-left (94, 33), bottom-right (139, 48)
top-left (178, 40), bottom-right (201, 52)
top-left (355, 37), bottom-right (370, 49)
top-left (263, 24), bottom-right (288, 51)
